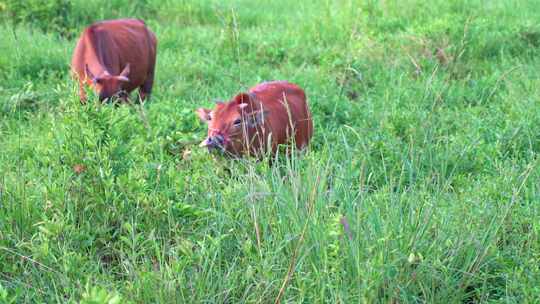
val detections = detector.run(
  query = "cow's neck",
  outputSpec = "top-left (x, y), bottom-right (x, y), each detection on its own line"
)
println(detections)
top-left (85, 33), bottom-right (114, 77)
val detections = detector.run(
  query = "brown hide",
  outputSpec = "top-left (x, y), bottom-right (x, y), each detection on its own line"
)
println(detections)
top-left (197, 81), bottom-right (314, 156)
top-left (71, 18), bottom-right (157, 103)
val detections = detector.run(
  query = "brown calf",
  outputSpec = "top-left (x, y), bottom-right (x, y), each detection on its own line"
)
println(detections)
top-left (197, 81), bottom-right (314, 157)
top-left (71, 18), bottom-right (157, 103)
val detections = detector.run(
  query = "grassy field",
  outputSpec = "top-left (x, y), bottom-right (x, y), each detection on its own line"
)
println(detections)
top-left (1, 0), bottom-right (540, 302)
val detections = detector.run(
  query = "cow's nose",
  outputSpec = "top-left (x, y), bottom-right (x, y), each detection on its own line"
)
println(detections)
top-left (201, 135), bottom-right (225, 152)
top-left (211, 135), bottom-right (225, 146)
top-left (116, 90), bottom-right (128, 99)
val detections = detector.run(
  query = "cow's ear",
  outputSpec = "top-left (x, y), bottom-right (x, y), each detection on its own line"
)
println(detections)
top-left (196, 108), bottom-right (212, 123)
top-left (233, 93), bottom-right (252, 105)
top-left (119, 63), bottom-right (131, 78)
top-left (85, 64), bottom-right (97, 82)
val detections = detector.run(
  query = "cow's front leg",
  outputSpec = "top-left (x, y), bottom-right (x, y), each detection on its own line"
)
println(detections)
top-left (79, 82), bottom-right (87, 105)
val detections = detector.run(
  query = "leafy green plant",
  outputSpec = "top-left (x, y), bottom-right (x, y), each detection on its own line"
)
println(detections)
top-left (80, 286), bottom-right (124, 304)
top-left (2, 0), bottom-right (71, 35)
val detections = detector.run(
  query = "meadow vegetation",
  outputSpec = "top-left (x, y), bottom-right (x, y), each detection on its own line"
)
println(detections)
top-left (0, 0), bottom-right (539, 302)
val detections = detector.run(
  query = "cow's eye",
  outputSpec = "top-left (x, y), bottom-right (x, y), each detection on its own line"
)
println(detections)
top-left (233, 118), bottom-right (242, 126)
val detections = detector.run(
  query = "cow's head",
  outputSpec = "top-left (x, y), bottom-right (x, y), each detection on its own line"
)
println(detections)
top-left (85, 64), bottom-right (131, 102)
top-left (197, 92), bottom-right (267, 155)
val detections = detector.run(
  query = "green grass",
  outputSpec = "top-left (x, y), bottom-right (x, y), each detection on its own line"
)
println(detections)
top-left (1, 0), bottom-right (540, 302)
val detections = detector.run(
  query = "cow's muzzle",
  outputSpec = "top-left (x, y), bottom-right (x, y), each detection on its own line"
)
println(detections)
top-left (100, 91), bottom-right (128, 103)
top-left (115, 90), bottom-right (129, 99)
top-left (199, 135), bottom-right (225, 152)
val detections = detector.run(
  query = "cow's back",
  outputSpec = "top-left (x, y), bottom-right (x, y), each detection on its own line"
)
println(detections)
top-left (249, 81), bottom-right (313, 150)
top-left (71, 19), bottom-right (156, 92)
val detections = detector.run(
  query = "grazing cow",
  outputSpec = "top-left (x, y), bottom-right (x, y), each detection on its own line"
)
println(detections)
top-left (197, 81), bottom-right (313, 157)
top-left (71, 18), bottom-right (157, 103)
